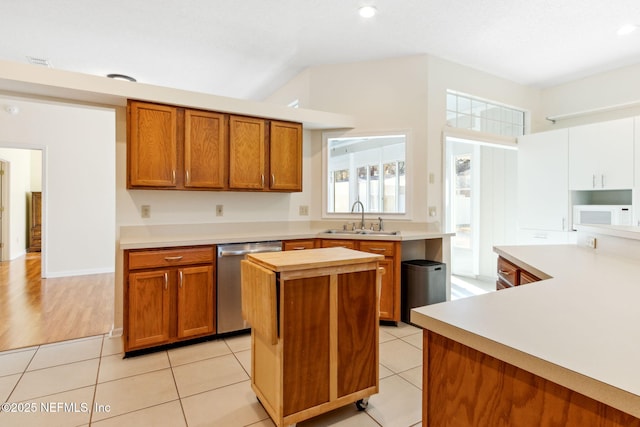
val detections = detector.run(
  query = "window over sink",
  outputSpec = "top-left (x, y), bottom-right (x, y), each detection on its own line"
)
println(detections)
top-left (324, 133), bottom-right (406, 215)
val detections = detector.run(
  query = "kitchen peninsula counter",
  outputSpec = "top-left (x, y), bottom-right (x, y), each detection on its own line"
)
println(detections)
top-left (411, 241), bottom-right (640, 424)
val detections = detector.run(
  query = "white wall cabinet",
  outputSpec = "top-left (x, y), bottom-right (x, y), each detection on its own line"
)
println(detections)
top-left (568, 117), bottom-right (634, 190)
top-left (518, 128), bottom-right (570, 233)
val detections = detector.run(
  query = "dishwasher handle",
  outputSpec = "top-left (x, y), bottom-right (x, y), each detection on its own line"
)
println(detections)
top-left (219, 248), bottom-right (282, 257)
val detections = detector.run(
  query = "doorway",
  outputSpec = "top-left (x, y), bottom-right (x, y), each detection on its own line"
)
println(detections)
top-left (0, 148), bottom-right (43, 266)
top-left (445, 136), bottom-right (518, 283)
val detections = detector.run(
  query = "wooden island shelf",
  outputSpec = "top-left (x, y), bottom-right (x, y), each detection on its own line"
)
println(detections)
top-left (241, 247), bottom-right (384, 427)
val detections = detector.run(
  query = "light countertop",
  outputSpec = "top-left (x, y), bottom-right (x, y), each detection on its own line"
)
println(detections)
top-left (411, 243), bottom-right (640, 418)
top-left (118, 222), bottom-right (453, 250)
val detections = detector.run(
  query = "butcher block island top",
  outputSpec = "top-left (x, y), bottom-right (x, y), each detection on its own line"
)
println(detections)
top-left (246, 246), bottom-right (384, 272)
top-left (241, 247), bottom-right (384, 427)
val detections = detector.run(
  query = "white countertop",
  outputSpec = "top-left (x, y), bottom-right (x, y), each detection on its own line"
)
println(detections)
top-left (411, 243), bottom-right (640, 418)
top-left (118, 222), bottom-right (453, 250)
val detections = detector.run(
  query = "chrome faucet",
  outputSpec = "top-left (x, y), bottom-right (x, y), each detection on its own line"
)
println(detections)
top-left (351, 200), bottom-right (365, 230)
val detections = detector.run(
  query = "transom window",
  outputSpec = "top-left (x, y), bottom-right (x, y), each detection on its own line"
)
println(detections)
top-left (446, 90), bottom-right (525, 137)
top-left (327, 134), bottom-right (406, 214)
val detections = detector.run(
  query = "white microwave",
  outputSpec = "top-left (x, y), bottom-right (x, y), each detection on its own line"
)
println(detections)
top-left (572, 205), bottom-right (632, 229)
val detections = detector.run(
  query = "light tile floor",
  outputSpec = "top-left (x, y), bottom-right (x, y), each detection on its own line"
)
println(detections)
top-left (0, 323), bottom-right (424, 427)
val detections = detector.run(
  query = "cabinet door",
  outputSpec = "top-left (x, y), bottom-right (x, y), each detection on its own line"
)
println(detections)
top-left (517, 129), bottom-right (569, 231)
top-left (377, 258), bottom-right (395, 320)
top-left (128, 101), bottom-right (178, 188)
top-left (269, 121), bottom-right (302, 191)
top-left (177, 265), bottom-right (215, 338)
top-left (229, 116), bottom-right (266, 189)
top-left (184, 110), bottom-right (226, 189)
top-left (569, 118), bottom-right (634, 190)
top-left (128, 270), bottom-right (171, 349)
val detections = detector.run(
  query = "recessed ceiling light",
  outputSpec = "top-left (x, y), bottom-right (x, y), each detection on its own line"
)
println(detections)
top-left (107, 73), bottom-right (137, 82)
top-left (617, 24), bottom-right (638, 36)
top-left (359, 5), bottom-right (377, 18)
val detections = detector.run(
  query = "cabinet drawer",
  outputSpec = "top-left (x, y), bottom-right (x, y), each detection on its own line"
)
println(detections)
top-left (519, 270), bottom-right (541, 285)
top-left (358, 241), bottom-right (395, 256)
top-left (283, 240), bottom-right (316, 251)
top-left (497, 257), bottom-right (518, 288)
top-left (128, 246), bottom-right (214, 270)
top-left (320, 239), bottom-right (357, 249)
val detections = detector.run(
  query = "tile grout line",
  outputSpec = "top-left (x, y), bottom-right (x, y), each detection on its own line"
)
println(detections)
top-left (2, 343), bottom-right (40, 405)
top-left (167, 349), bottom-right (190, 427)
top-left (87, 334), bottom-right (105, 426)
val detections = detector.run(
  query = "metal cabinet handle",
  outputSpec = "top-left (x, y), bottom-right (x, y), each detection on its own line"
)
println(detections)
top-left (172, 169), bottom-right (176, 184)
top-left (163, 272), bottom-right (168, 290)
top-left (498, 269), bottom-right (511, 275)
top-left (291, 247), bottom-right (306, 250)
top-left (562, 217), bottom-right (566, 231)
top-left (186, 170), bottom-right (190, 184)
top-left (272, 174), bottom-right (275, 186)
top-left (261, 174), bottom-right (265, 187)
top-left (369, 247), bottom-right (387, 252)
top-left (179, 270), bottom-right (183, 288)
top-left (592, 174), bottom-right (595, 188)
top-left (601, 174), bottom-right (604, 188)
top-left (164, 256), bottom-right (183, 261)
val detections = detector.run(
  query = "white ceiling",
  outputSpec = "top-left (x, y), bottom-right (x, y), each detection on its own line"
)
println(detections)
top-left (1, 0), bottom-right (639, 101)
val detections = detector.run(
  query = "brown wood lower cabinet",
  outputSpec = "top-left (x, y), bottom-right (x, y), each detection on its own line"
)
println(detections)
top-left (423, 331), bottom-right (640, 426)
top-left (497, 255), bottom-right (541, 290)
top-left (124, 246), bottom-right (215, 353)
top-left (319, 238), bottom-right (401, 322)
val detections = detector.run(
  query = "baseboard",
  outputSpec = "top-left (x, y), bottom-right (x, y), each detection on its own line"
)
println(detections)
top-left (43, 267), bottom-right (115, 278)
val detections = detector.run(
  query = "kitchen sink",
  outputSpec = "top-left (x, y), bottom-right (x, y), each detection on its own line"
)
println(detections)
top-left (323, 229), bottom-right (400, 236)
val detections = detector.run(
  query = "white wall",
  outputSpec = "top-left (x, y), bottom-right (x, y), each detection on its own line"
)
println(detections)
top-left (0, 95), bottom-right (115, 277)
top-left (0, 148), bottom-right (34, 259)
top-left (265, 54), bottom-right (541, 231)
top-left (538, 62), bottom-right (640, 130)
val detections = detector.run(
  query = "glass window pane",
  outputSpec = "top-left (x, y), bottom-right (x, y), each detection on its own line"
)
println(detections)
top-left (446, 93), bottom-right (457, 111)
top-left (383, 162), bottom-right (397, 212)
top-left (471, 100), bottom-right (486, 117)
top-left (458, 96), bottom-right (471, 114)
top-left (326, 135), bottom-right (406, 214)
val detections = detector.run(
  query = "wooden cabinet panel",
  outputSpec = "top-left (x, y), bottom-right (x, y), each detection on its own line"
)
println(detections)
top-left (320, 239), bottom-right (357, 249)
top-left (357, 240), bottom-right (401, 323)
top-left (184, 110), bottom-right (226, 189)
top-left (283, 276), bottom-right (331, 415)
top-left (128, 247), bottom-right (214, 270)
top-left (229, 115), bottom-right (266, 189)
top-left (29, 191), bottom-right (42, 252)
top-left (282, 239), bottom-right (316, 251)
top-left (128, 270), bottom-right (171, 349)
top-left (519, 269), bottom-right (541, 285)
top-left (125, 245), bottom-right (216, 353)
top-left (269, 121), bottom-right (302, 191)
top-left (337, 269), bottom-right (377, 397)
top-left (128, 102), bottom-right (178, 188)
top-left (177, 265), bottom-right (215, 338)
top-left (497, 257), bottom-right (519, 288)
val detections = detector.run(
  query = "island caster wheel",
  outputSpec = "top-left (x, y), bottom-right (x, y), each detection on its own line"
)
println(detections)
top-left (355, 398), bottom-right (369, 411)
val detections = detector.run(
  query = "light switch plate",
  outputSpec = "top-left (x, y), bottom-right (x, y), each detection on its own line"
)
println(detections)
top-left (216, 205), bottom-right (224, 216)
top-left (299, 205), bottom-right (309, 216)
top-left (141, 205), bottom-right (150, 218)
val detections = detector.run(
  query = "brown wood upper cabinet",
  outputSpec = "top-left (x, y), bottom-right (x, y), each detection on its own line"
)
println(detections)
top-left (128, 100), bottom-right (226, 190)
top-left (229, 115), bottom-right (302, 192)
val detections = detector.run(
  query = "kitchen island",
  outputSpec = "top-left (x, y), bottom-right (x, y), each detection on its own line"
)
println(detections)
top-left (411, 226), bottom-right (640, 425)
top-left (241, 247), bottom-right (384, 427)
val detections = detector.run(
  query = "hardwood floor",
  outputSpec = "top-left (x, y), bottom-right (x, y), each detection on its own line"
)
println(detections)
top-left (0, 252), bottom-right (114, 351)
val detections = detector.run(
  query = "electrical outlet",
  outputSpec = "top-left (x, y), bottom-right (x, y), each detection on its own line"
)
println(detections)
top-left (141, 205), bottom-right (150, 219)
top-left (299, 205), bottom-right (309, 216)
top-left (216, 204), bottom-right (224, 217)
top-left (586, 236), bottom-right (597, 249)
top-left (428, 206), bottom-right (437, 217)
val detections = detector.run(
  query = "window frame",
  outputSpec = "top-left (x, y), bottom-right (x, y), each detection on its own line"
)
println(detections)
top-left (322, 129), bottom-right (412, 220)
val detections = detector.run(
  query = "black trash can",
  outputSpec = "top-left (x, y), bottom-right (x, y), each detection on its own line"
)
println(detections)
top-left (401, 260), bottom-right (446, 324)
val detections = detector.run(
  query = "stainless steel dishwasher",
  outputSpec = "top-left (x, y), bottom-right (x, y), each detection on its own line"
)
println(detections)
top-left (217, 241), bottom-right (282, 334)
